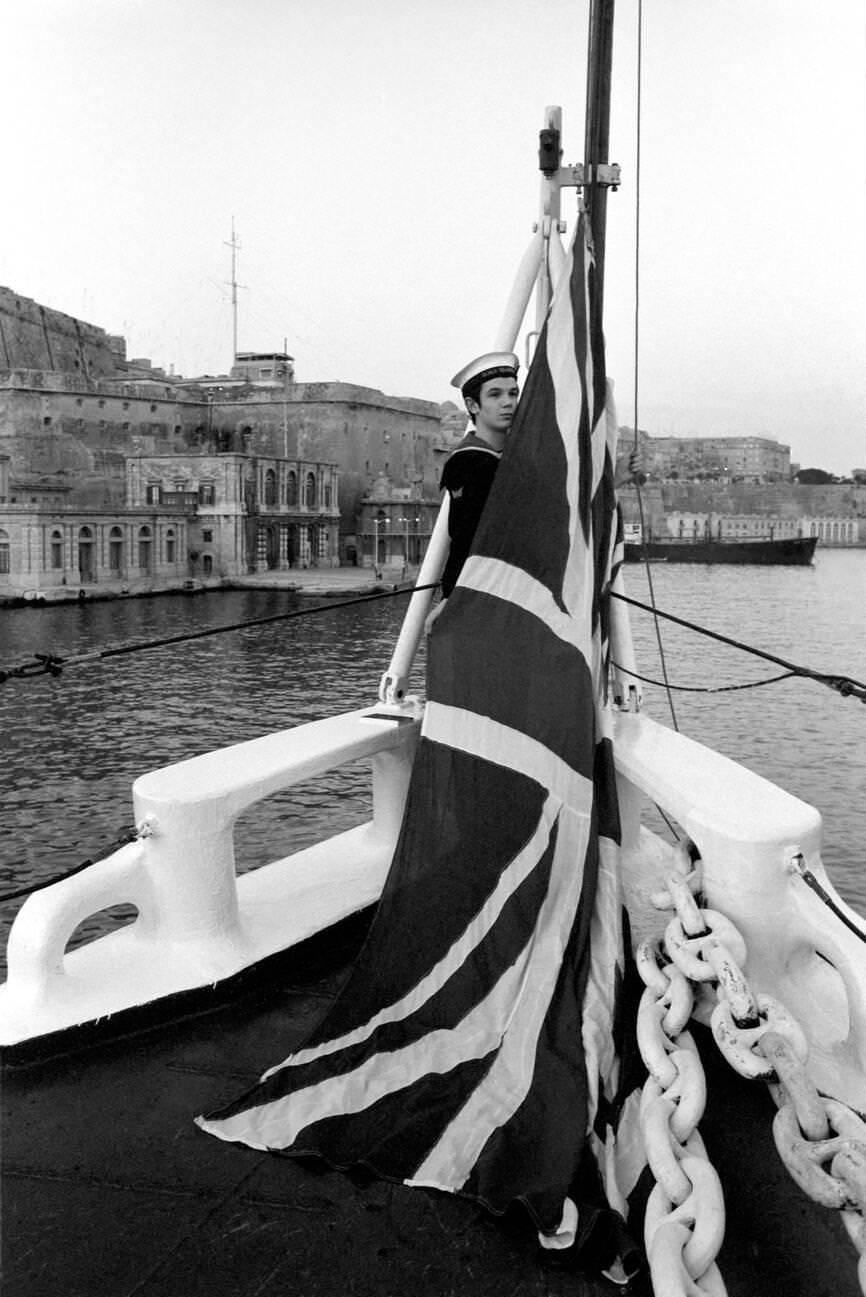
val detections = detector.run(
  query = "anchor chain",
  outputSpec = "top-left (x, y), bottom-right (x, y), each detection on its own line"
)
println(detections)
top-left (636, 847), bottom-right (728, 1295)
top-left (643, 844), bottom-right (866, 1295)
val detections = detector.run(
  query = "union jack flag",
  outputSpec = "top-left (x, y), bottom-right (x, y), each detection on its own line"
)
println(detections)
top-left (198, 213), bottom-right (646, 1268)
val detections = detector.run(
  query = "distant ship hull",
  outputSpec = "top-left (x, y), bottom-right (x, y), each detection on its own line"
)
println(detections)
top-left (623, 535), bottom-right (818, 565)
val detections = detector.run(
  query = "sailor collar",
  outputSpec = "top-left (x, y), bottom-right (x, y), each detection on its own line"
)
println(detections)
top-left (449, 433), bottom-right (503, 458)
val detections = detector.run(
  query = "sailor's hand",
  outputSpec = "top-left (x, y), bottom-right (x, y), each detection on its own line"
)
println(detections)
top-left (424, 601), bottom-right (446, 635)
top-left (615, 448), bottom-right (646, 487)
top-left (629, 448), bottom-right (645, 477)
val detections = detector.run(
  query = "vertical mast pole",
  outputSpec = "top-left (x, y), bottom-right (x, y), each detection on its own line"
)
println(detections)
top-left (585, 0), bottom-right (642, 711)
top-left (225, 217), bottom-right (241, 362)
top-left (583, 0), bottom-right (616, 314)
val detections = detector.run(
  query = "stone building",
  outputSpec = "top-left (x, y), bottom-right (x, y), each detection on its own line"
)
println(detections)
top-left (802, 516), bottom-right (860, 545)
top-left (0, 502), bottom-right (192, 600)
top-left (1, 365), bottom-right (443, 554)
top-left (0, 285), bottom-right (468, 577)
top-left (665, 511), bottom-right (801, 540)
top-left (126, 452), bottom-right (341, 577)
top-left (355, 475), bottom-right (440, 571)
top-left (641, 433), bottom-right (791, 482)
top-left (197, 380), bottom-right (444, 549)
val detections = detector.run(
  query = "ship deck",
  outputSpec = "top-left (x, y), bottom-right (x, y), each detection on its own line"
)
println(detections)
top-left (2, 913), bottom-right (857, 1297)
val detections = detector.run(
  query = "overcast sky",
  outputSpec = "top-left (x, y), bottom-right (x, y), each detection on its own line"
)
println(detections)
top-left (4, 0), bottom-right (864, 472)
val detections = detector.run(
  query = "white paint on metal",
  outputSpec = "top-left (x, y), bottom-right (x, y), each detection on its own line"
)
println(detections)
top-left (0, 706), bottom-right (420, 1045)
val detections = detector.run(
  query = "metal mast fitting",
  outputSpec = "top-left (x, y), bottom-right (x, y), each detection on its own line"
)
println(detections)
top-left (529, 106), bottom-right (620, 340)
top-left (537, 128), bottom-right (621, 193)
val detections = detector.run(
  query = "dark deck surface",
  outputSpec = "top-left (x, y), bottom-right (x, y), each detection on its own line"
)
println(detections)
top-left (1, 915), bottom-right (858, 1297)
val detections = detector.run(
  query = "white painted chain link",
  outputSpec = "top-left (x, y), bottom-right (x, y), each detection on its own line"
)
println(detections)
top-left (636, 847), bottom-right (729, 1296)
top-left (641, 843), bottom-right (866, 1296)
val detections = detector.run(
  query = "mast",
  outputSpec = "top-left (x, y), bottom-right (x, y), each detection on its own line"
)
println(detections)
top-left (583, 0), bottom-right (616, 314)
top-left (225, 218), bottom-right (242, 362)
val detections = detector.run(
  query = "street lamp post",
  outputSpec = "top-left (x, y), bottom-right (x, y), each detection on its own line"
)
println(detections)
top-left (397, 515), bottom-right (408, 577)
top-left (373, 513), bottom-right (387, 575)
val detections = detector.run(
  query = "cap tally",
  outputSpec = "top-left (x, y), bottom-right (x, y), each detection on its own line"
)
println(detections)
top-left (451, 351), bottom-right (519, 393)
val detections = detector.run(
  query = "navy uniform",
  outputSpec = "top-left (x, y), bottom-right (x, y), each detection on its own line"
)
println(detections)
top-left (439, 351), bottom-right (519, 597)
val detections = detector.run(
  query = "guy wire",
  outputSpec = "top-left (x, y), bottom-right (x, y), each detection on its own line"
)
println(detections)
top-left (628, 0), bottom-right (679, 731)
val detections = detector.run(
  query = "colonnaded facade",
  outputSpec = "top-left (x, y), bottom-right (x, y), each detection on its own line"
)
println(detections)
top-left (126, 453), bottom-right (341, 577)
top-left (0, 450), bottom-right (341, 600)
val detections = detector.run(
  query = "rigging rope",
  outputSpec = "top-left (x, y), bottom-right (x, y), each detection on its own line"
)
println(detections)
top-left (0, 829), bottom-right (139, 904)
top-left (0, 583), bottom-right (439, 684)
top-left (1, 580), bottom-right (862, 704)
top-left (627, 0), bottom-right (680, 731)
top-left (611, 663), bottom-right (797, 694)
top-left (612, 590), bottom-right (866, 702)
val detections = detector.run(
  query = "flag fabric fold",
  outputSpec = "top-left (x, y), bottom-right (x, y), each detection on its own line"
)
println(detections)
top-left (197, 212), bottom-right (646, 1262)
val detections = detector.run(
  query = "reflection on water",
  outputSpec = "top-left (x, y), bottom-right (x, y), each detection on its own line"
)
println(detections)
top-left (0, 550), bottom-right (863, 973)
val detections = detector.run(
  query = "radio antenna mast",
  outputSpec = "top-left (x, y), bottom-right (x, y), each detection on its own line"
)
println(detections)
top-left (224, 218), bottom-right (246, 361)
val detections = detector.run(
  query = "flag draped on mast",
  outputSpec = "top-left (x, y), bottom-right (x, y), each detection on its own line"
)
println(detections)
top-left (197, 212), bottom-right (644, 1262)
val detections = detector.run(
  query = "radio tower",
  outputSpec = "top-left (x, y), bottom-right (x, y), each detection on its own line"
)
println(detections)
top-left (224, 218), bottom-right (246, 362)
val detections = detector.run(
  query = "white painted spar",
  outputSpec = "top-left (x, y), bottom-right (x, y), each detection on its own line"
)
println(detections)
top-left (0, 704), bottom-right (421, 1046)
top-left (614, 709), bottom-right (866, 1113)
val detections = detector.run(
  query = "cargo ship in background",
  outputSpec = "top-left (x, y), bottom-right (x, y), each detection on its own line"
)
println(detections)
top-left (623, 523), bottom-right (818, 565)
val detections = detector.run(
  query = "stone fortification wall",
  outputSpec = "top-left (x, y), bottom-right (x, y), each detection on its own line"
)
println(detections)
top-left (658, 482), bottom-right (866, 518)
top-left (0, 383), bottom-right (204, 507)
top-left (0, 371), bottom-right (445, 527)
top-left (0, 288), bottom-right (126, 380)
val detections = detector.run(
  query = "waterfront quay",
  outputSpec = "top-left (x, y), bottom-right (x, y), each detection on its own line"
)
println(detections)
top-left (0, 560), bottom-right (420, 608)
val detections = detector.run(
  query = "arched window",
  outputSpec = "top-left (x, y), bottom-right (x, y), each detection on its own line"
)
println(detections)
top-left (317, 524), bottom-right (328, 559)
top-left (305, 472), bottom-right (316, 509)
top-left (286, 471), bottom-right (298, 506)
top-left (138, 525), bottom-right (153, 571)
top-left (109, 526), bottom-right (124, 572)
top-left (0, 528), bottom-right (9, 575)
top-left (264, 468), bottom-right (277, 506)
top-left (78, 526), bottom-right (94, 582)
top-left (165, 528), bottom-right (176, 564)
top-left (50, 528), bottom-right (63, 570)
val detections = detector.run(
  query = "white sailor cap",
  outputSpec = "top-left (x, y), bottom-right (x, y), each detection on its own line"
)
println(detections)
top-left (450, 351), bottom-right (519, 394)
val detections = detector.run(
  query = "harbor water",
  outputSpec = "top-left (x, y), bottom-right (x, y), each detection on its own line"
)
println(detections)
top-left (0, 549), bottom-right (864, 972)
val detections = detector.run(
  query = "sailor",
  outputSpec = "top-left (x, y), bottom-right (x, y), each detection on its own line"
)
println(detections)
top-left (425, 350), bottom-right (646, 633)
top-left (425, 351), bottom-right (520, 632)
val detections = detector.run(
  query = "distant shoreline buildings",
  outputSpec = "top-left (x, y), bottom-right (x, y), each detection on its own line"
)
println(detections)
top-left (0, 286), bottom-right (863, 602)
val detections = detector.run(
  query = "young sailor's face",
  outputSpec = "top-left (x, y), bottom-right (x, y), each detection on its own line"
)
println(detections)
top-left (474, 378), bottom-right (519, 436)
